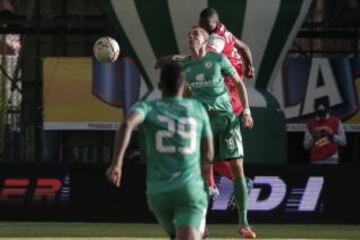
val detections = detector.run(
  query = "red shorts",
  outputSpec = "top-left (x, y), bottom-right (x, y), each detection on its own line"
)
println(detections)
top-left (209, 161), bottom-right (234, 187)
top-left (214, 161), bottom-right (234, 180)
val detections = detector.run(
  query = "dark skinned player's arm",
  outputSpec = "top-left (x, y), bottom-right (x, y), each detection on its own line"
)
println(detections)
top-left (155, 54), bottom-right (187, 69)
top-left (234, 38), bottom-right (255, 78)
top-left (107, 112), bottom-right (144, 187)
top-left (201, 136), bottom-right (214, 184)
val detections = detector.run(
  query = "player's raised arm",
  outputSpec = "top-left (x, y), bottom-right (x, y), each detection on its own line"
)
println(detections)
top-left (234, 38), bottom-right (255, 79)
top-left (155, 54), bottom-right (187, 69)
top-left (201, 136), bottom-right (214, 184)
top-left (233, 75), bottom-right (253, 129)
top-left (220, 55), bottom-right (254, 129)
top-left (106, 111), bottom-right (144, 188)
top-left (200, 105), bottom-right (214, 183)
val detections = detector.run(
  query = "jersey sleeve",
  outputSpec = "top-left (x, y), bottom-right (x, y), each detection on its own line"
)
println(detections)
top-left (219, 54), bottom-right (236, 77)
top-left (200, 104), bottom-right (212, 138)
top-left (131, 101), bottom-right (150, 119)
top-left (208, 34), bottom-right (225, 53)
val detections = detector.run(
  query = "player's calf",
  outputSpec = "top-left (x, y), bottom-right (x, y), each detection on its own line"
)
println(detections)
top-left (227, 177), bottom-right (253, 210)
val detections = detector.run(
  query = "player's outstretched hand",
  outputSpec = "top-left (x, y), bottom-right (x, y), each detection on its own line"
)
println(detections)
top-left (244, 65), bottom-right (255, 79)
top-left (106, 165), bottom-right (122, 188)
top-left (154, 55), bottom-right (186, 69)
top-left (242, 115), bottom-right (254, 129)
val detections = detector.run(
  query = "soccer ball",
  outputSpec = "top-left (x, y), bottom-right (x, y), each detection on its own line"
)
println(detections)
top-left (93, 37), bottom-right (120, 63)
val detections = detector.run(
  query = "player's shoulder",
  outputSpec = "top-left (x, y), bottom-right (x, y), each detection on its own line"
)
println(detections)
top-left (132, 100), bottom-right (152, 110)
top-left (187, 99), bottom-right (207, 112)
top-left (206, 51), bottom-right (224, 59)
top-left (176, 97), bottom-right (196, 107)
top-left (216, 22), bottom-right (232, 34)
top-left (186, 97), bottom-right (201, 105)
top-left (215, 23), bottom-right (227, 34)
top-left (209, 31), bottom-right (225, 44)
top-left (177, 98), bottom-right (197, 109)
top-left (206, 51), bottom-right (227, 63)
top-left (137, 99), bottom-right (166, 109)
top-left (208, 32), bottom-right (225, 53)
top-left (130, 100), bottom-right (155, 118)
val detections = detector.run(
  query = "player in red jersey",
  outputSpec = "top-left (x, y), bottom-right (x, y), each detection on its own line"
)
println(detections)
top-left (199, 8), bottom-right (255, 189)
top-left (199, 8), bottom-right (256, 239)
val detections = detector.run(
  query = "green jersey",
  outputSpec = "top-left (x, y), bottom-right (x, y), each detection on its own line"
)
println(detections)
top-left (132, 97), bottom-right (212, 194)
top-left (180, 51), bottom-right (236, 113)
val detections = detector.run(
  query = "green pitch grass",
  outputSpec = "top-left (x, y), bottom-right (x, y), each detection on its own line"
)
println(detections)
top-left (0, 222), bottom-right (359, 239)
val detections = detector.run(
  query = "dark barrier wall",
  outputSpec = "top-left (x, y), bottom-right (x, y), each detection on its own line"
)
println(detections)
top-left (0, 164), bottom-right (359, 224)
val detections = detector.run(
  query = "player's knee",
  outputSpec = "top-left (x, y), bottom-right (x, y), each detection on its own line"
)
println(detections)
top-left (229, 158), bottom-right (244, 178)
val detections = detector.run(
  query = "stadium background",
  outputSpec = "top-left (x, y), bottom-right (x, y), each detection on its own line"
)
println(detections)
top-left (0, 0), bottom-right (360, 238)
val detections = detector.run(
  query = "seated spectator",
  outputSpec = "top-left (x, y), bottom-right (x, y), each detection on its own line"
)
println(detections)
top-left (303, 100), bottom-right (347, 164)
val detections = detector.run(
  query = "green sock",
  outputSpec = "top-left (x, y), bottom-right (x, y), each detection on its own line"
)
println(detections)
top-left (234, 177), bottom-right (249, 226)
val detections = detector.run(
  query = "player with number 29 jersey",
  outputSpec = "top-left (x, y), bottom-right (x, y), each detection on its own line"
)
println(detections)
top-left (132, 98), bottom-right (212, 194)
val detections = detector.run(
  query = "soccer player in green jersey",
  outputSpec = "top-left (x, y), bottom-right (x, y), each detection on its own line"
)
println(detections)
top-left (156, 27), bottom-right (256, 239)
top-left (106, 62), bottom-right (214, 240)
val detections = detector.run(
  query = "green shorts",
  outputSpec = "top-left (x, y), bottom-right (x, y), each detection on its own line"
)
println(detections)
top-left (147, 186), bottom-right (207, 232)
top-left (209, 112), bottom-right (244, 162)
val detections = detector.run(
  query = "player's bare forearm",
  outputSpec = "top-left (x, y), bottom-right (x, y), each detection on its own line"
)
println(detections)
top-left (202, 136), bottom-right (214, 164)
top-left (240, 46), bottom-right (253, 68)
top-left (107, 112), bottom-right (144, 187)
top-left (235, 39), bottom-right (255, 79)
top-left (106, 123), bottom-right (130, 187)
top-left (201, 136), bottom-right (214, 183)
top-left (233, 73), bottom-right (249, 109)
top-left (235, 39), bottom-right (253, 67)
top-left (112, 123), bottom-right (132, 168)
top-left (232, 73), bottom-right (254, 128)
top-left (155, 54), bottom-right (186, 69)
top-left (112, 113), bottom-right (144, 166)
top-left (201, 163), bottom-right (211, 185)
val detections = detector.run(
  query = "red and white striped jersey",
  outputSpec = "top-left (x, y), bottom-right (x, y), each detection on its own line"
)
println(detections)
top-left (207, 23), bottom-right (245, 116)
top-left (207, 23), bottom-right (242, 66)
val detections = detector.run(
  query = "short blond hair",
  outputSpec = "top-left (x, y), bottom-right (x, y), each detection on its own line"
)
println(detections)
top-left (190, 26), bottom-right (209, 41)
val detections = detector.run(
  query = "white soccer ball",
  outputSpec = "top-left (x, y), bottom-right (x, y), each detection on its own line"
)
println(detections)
top-left (93, 37), bottom-right (120, 63)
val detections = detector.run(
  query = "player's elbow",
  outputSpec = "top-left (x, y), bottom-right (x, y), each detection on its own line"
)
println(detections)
top-left (202, 137), bottom-right (214, 163)
top-left (121, 120), bottom-right (134, 133)
top-left (234, 79), bottom-right (242, 87)
top-left (243, 44), bottom-right (250, 52)
top-left (234, 79), bottom-right (245, 93)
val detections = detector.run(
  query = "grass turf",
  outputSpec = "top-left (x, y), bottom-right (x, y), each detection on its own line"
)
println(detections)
top-left (0, 223), bottom-right (358, 239)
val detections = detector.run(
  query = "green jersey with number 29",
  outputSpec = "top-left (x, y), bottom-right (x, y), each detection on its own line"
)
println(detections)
top-left (132, 97), bottom-right (212, 194)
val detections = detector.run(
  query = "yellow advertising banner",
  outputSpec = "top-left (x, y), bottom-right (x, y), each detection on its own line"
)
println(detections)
top-left (345, 76), bottom-right (360, 127)
top-left (43, 57), bottom-right (122, 130)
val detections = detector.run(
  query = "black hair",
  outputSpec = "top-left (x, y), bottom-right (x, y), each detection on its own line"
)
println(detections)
top-left (200, 7), bottom-right (218, 19)
top-left (314, 97), bottom-right (330, 111)
top-left (160, 62), bottom-right (185, 94)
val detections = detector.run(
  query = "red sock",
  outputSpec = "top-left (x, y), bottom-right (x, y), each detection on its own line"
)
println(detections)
top-left (214, 161), bottom-right (234, 180)
top-left (209, 164), bottom-right (216, 187)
